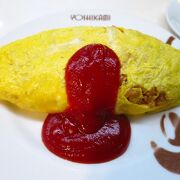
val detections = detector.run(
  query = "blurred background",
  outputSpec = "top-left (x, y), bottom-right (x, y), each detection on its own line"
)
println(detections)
top-left (0, 0), bottom-right (179, 37)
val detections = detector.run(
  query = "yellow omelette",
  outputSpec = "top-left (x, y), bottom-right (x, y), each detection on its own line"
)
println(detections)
top-left (0, 26), bottom-right (179, 115)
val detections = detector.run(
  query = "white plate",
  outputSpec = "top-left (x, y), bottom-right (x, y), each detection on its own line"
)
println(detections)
top-left (166, 0), bottom-right (180, 38)
top-left (0, 10), bottom-right (180, 180)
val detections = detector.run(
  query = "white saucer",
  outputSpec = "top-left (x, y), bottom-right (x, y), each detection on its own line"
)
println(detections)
top-left (166, 0), bottom-right (180, 37)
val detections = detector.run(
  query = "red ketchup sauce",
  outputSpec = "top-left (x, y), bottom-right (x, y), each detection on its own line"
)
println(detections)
top-left (42, 44), bottom-right (131, 163)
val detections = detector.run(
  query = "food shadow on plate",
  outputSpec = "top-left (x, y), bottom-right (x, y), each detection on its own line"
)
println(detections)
top-left (0, 99), bottom-right (149, 124)
top-left (127, 113), bottom-right (158, 124)
top-left (0, 100), bottom-right (46, 122)
top-left (1, 99), bottom-right (178, 124)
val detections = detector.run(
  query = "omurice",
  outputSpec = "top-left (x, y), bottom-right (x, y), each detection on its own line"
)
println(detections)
top-left (0, 26), bottom-right (179, 115)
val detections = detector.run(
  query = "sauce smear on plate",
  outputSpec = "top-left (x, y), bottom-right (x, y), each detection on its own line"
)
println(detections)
top-left (42, 44), bottom-right (131, 163)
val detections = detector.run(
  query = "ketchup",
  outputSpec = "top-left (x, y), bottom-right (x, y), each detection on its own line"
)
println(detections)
top-left (42, 44), bottom-right (131, 163)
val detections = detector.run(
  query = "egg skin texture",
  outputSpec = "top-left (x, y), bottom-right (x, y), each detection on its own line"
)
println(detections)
top-left (0, 26), bottom-right (179, 115)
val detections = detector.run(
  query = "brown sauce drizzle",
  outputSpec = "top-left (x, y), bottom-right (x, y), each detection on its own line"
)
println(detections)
top-left (160, 114), bottom-right (166, 136)
top-left (151, 112), bottom-right (180, 174)
top-left (166, 36), bottom-right (175, 45)
top-left (168, 112), bottom-right (180, 146)
top-left (151, 141), bottom-right (180, 174)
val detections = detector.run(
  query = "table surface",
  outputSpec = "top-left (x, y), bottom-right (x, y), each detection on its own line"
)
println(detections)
top-left (0, 0), bottom-right (173, 37)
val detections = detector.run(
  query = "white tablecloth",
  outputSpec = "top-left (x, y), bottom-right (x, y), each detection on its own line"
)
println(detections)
top-left (0, 0), bottom-right (172, 37)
